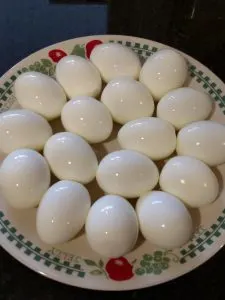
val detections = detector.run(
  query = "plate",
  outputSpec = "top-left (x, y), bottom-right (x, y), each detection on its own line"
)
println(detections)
top-left (1, 35), bottom-right (225, 291)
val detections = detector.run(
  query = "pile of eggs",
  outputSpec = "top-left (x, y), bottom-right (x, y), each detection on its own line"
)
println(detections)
top-left (1, 42), bottom-right (225, 258)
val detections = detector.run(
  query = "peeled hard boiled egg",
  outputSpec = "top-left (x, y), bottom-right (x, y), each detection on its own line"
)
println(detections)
top-left (140, 49), bottom-right (188, 100)
top-left (96, 150), bottom-right (159, 198)
top-left (0, 149), bottom-right (50, 209)
top-left (37, 180), bottom-right (91, 245)
top-left (85, 195), bottom-right (139, 257)
top-left (0, 109), bottom-right (52, 154)
top-left (101, 77), bottom-right (154, 125)
top-left (90, 43), bottom-right (141, 83)
top-left (44, 132), bottom-right (98, 184)
top-left (176, 121), bottom-right (225, 166)
top-left (136, 191), bottom-right (193, 249)
top-left (157, 88), bottom-right (213, 129)
top-left (118, 117), bottom-right (176, 160)
top-left (14, 72), bottom-right (67, 120)
top-left (55, 55), bottom-right (102, 98)
top-left (61, 96), bottom-right (113, 143)
top-left (159, 156), bottom-right (219, 208)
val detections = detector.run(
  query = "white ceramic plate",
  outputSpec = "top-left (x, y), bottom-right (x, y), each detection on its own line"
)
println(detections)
top-left (1, 35), bottom-right (225, 291)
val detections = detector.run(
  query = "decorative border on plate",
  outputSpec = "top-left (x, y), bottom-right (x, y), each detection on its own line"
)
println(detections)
top-left (1, 39), bottom-right (225, 279)
top-left (0, 59), bottom-right (55, 112)
top-left (1, 207), bottom-right (225, 277)
top-left (0, 71), bottom-right (20, 111)
top-left (180, 208), bottom-right (225, 263)
top-left (111, 40), bottom-right (225, 114)
top-left (0, 211), bottom-right (85, 278)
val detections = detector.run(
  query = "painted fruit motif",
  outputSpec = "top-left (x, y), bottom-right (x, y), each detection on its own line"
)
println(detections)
top-left (105, 257), bottom-right (134, 281)
top-left (85, 40), bottom-right (103, 58)
top-left (49, 49), bottom-right (67, 62)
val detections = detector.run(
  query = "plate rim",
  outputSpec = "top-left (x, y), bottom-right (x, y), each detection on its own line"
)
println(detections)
top-left (1, 34), bottom-right (225, 291)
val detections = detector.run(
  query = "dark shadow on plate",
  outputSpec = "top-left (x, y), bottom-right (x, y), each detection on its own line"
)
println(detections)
top-left (139, 55), bottom-right (146, 66)
top-left (132, 231), bottom-right (145, 251)
top-left (127, 197), bottom-right (138, 208)
top-left (211, 167), bottom-right (224, 194)
top-left (155, 150), bottom-right (177, 173)
top-left (50, 173), bottom-right (59, 185)
top-left (155, 159), bottom-right (166, 173)
top-left (166, 149), bottom-right (177, 160)
top-left (104, 122), bottom-right (121, 143)
top-left (50, 117), bottom-right (65, 134)
top-left (128, 198), bottom-right (145, 251)
top-left (75, 226), bottom-right (85, 239)
top-left (67, 226), bottom-right (85, 243)
top-left (187, 207), bottom-right (201, 235)
top-left (207, 100), bottom-right (216, 119)
top-left (85, 178), bottom-right (105, 203)
top-left (92, 143), bottom-right (109, 162)
top-left (152, 102), bottom-right (158, 117)
top-left (0, 150), bottom-right (6, 162)
top-left (184, 73), bottom-right (192, 87)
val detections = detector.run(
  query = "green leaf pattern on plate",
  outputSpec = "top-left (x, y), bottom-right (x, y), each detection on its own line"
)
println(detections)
top-left (90, 269), bottom-right (103, 275)
top-left (24, 58), bottom-right (55, 77)
top-left (70, 44), bottom-right (86, 57)
top-left (83, 258), bottom-right (108, 278)
top-left (84, 259), bottom-right (97, 266)
top-left (22, 43), bottom-right (85, 78)
top-left (135, 250), bottom-right (179, 276)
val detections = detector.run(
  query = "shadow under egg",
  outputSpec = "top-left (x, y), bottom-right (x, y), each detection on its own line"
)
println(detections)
top-left (184, 73), bottom-right (193, 87)
top-left (0, 150), bottom-right (6, 162)
top-left (127, 197), bottom-right (138, 209)
top-left (155, 159), bottom-right (166, 173)
top-left (92, 122), bottom-right (122, 162)
top-left (211, 166), bottom-right (224, 195)
top-left (139, 55), bottom-right (146, 66)
top-left (132, 231), bottom-right (145, 251)
top-left (187, 207), bottom-right (201, 236)
top-left (64, 226), bottom-right (86, 244)
top-left (207, 100), bottom-right (216, 120)
top-left (155, 151), bottom-right (177, 172)
top-left (104, 121), bottom-right (122, 143)
top-left (85, 178), bottom-right (105, 204)
top-left (74, 226), bottom-right (85, 239)
top-left (49, 117), bottom-right (65, 134)
top-left (50, 173), bottom-right (59, 185)
top-left (92, 143), bottom-right (109, 162)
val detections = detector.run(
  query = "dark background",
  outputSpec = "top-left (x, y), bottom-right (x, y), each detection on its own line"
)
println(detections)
top-left (1, 0), bottom-right (225, 299)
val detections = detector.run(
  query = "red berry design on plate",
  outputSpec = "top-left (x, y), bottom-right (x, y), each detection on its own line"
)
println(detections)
top-left (85, 40), bottom-right (103, 59)
top-left (48, 49), bottom-right (67, 63)
top-left (105, 257), bottom-right (134, 281)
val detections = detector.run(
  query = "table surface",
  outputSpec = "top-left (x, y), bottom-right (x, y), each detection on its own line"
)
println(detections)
top-left (1, 0), bottom-right (225, 299)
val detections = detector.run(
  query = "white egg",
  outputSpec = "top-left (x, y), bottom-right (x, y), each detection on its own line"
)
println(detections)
top-left (96, 150), bottom-right (159, 198)
top-left (177, 121), bottom-right (225, 166)
top-left (0, 149), bottom-right (50, 209)
top-left (14, 72), bottom-right (67, 120)
top-left (0, 109), bottom-right (52, 154)
top-left (140, 49), bottom-right (188, 100)
top-left (136, 191), bottom-right (193, 249)
top-left (157, 88), bottom-right (213, 129)
top-left (101, 77), bottom-right (154, 125)
top-left (55, 55), bottom-right (102, 98)
top-left (44, 132), bottom-right (98, 184)
top-left (37, 180), bottom-right (91, 245)
top-left (159, 156), bottom-right (219, 208)
top-left (61, 96), bottom-right (113, 143)
top-left (90, 43), bottom-right (141, 83)
top-left (85, 195), bottom-right (138, 257)
top-left (118, 117), bottom-right (176, 160)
